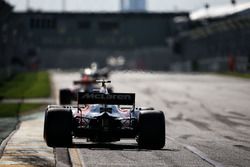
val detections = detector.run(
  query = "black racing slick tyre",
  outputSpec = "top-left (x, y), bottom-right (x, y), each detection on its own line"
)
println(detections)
top-left (137, 110), bottom-right (165, 149)
top-left (44, 108), bottom-right (72, 147)
top-left (59, 89), bottom-right (72, 104)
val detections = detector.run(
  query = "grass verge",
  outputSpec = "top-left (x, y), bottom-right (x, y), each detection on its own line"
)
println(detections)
top-left (0, 103), bottom-right (44, 117)
top-left (218, 72), bottom-right (250, 79)
top-left (0, 71), bottom-right (50, 98)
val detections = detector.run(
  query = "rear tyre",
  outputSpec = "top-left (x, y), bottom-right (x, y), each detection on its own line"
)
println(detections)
top-left (44, 108), bottom-right (72, 147)
top-left (137, 110), bottom-right (165, 149)
top-left (59, 89), bottom-right (72, 104)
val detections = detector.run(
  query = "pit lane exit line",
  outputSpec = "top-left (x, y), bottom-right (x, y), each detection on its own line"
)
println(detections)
top-left (166, 136), bottom-right (224, 167)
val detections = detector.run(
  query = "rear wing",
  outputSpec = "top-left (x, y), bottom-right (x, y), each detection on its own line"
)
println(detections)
top-left (78, 92), bottom-right (135, 105)
top-left (73, 80), bottom-right (95, 85)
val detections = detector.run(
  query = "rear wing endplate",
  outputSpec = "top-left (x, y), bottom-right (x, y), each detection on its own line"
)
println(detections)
top-left (78, 92), bottom-right (135, 105)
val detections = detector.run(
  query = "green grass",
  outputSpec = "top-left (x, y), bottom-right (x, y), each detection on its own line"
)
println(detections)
top-left (0, 103), bottom-right (44, 117)
top-left (218, 72), bottom-right (250, 79)
top-left (0, 71), bottom-right (50, 98)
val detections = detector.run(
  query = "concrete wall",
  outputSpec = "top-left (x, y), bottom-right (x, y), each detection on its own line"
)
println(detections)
top-left (37, 47), bottom-right (172, 70)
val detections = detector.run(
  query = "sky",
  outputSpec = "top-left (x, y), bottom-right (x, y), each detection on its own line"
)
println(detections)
top-left (5, 0), bottom-right (250, 12)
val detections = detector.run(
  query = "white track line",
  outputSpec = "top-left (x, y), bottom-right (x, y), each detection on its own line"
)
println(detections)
top-left (166, 136), bottom-right (224, 167)
top-left (68, 147), bottom-right (86, 167)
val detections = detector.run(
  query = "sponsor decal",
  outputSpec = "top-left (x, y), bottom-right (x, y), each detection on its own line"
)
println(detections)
top-left (78, 92), bottom-right (135, 105)
top-left (81, 93), bottom-right (132, 100)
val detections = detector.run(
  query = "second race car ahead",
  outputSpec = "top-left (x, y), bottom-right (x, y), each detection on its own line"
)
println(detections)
top-left (59, 69), bottom-right (113, 105)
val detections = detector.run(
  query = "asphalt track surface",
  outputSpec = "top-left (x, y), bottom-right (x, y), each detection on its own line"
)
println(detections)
top-left (0, 71), bottom-right (250, 167)
top-left (52, 71), bottom-right (250, 167)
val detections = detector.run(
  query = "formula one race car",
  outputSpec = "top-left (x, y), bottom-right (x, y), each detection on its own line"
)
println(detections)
top-left (59, 77), bottom-right (98, 105)
top-left (80, 62), bottom-right (110, 79)
top-left (44, 80), bottom-right (165, 149)
top-left (59, 75), bottom-right (113, 105)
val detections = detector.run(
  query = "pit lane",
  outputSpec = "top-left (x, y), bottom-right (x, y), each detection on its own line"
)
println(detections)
top-left (52, 71), bottom-right (250, 167)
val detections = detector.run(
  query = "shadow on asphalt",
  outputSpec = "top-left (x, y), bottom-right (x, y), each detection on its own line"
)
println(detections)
top-left (71, 143), bottom-right (179, 152)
